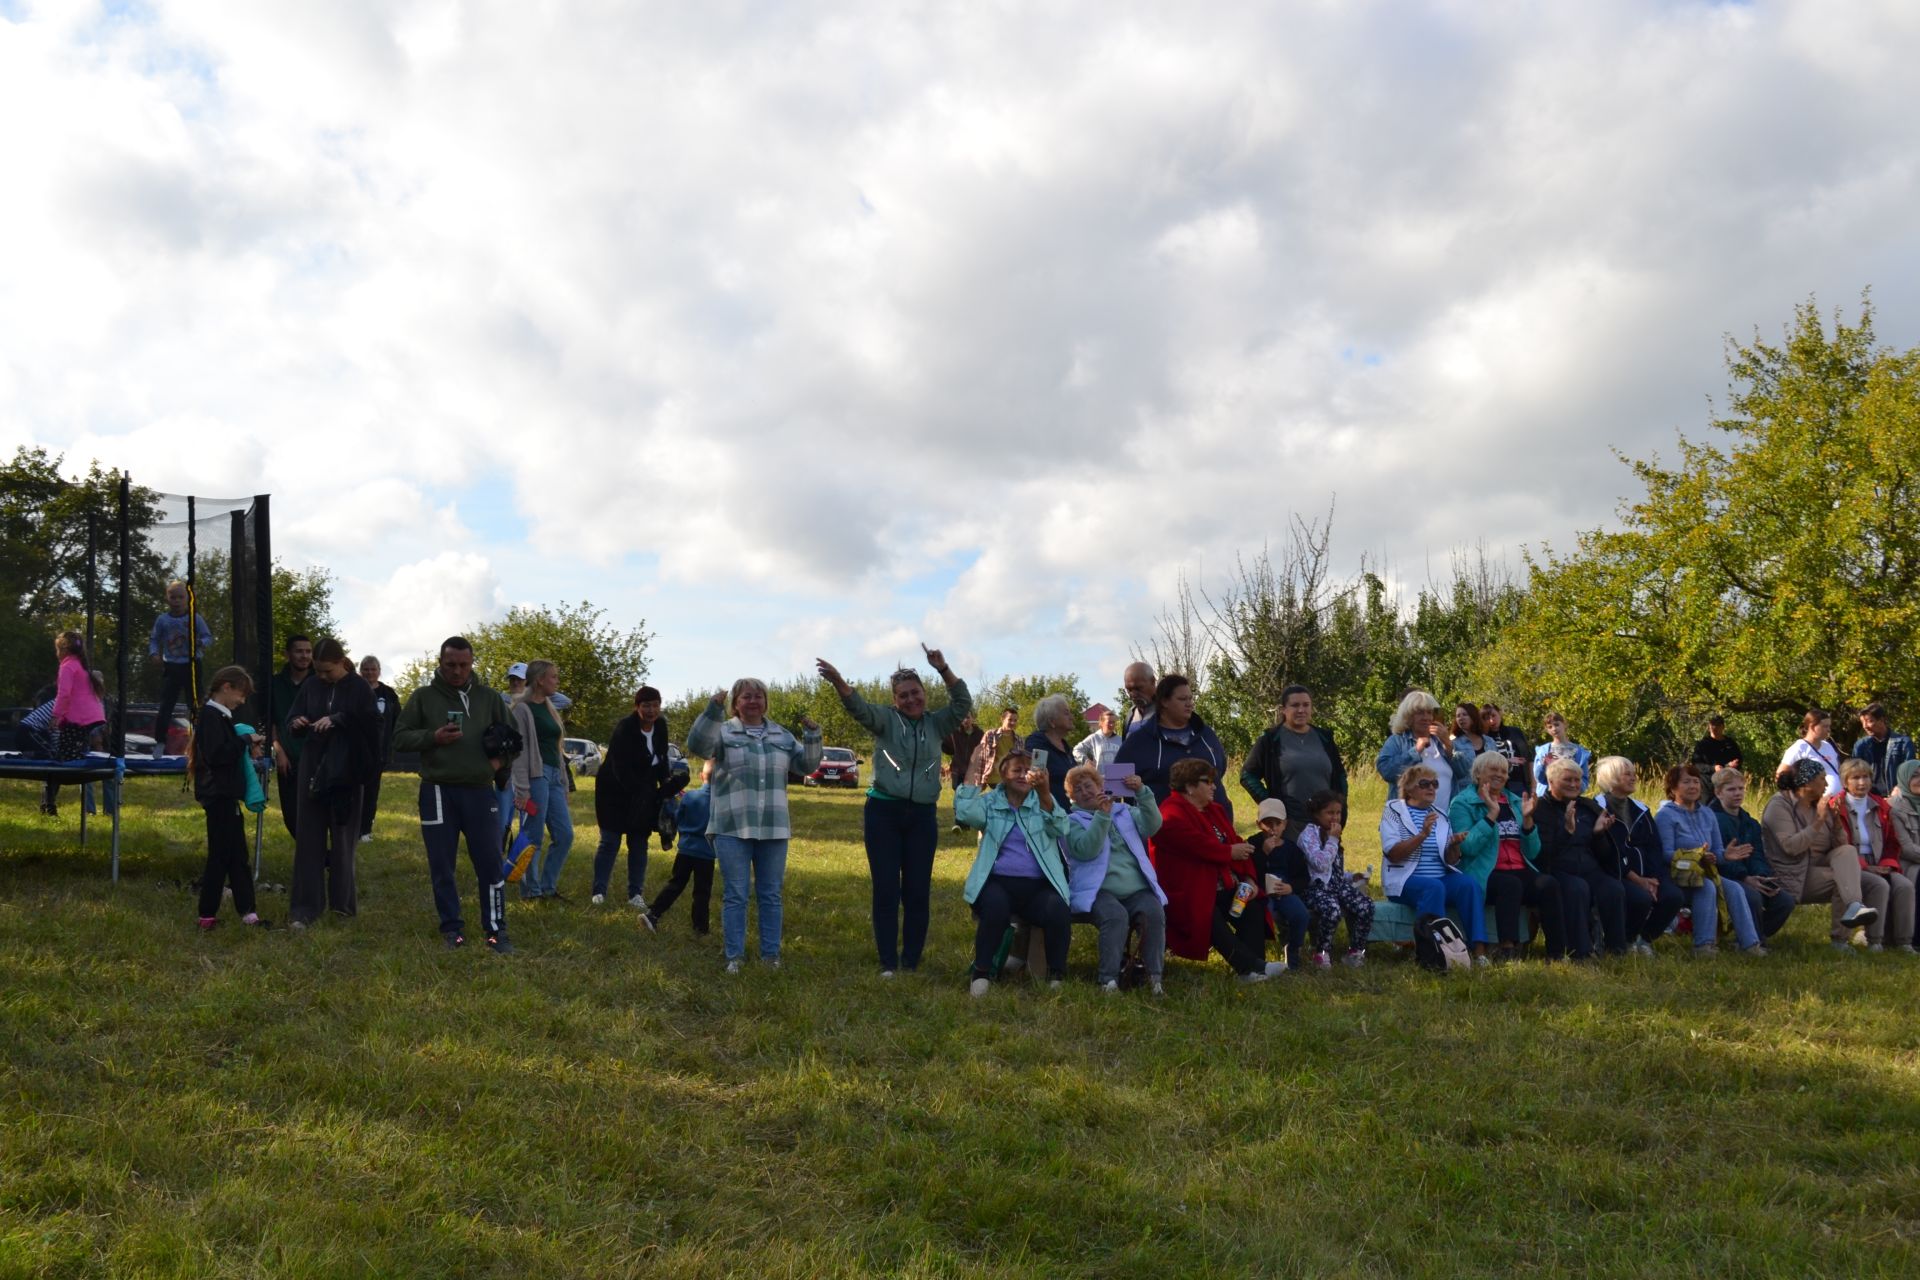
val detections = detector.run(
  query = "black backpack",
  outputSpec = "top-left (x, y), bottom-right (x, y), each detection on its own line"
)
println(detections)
top-left (1414, 914), bottom-right (1471, 973)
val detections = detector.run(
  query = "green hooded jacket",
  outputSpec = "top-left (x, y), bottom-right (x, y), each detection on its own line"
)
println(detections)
top-left (392, 672), bottom-right (509, 787)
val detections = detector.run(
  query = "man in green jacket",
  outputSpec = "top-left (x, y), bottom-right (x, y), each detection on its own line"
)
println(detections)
top-left (392, 636), bottom-right (514, 954)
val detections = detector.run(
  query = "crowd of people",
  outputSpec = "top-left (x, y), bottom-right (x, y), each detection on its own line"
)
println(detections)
top-left (28, 613), bottom-right (1916, 991)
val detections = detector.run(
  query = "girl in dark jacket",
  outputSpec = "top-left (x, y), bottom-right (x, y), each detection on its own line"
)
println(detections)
top-left (191, 666), bottom-right (268, 930)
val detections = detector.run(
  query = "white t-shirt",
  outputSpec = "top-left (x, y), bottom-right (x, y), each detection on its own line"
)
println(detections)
top-left (1421, 742), bottom-right (1453, 813)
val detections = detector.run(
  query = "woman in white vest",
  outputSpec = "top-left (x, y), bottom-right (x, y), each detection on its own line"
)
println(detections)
top-left (1061, 763), bottom-right (1165, 994)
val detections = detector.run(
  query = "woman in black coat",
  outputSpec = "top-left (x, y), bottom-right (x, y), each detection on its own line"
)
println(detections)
top-left (286, 638), bottom-right (377, 928)
top-left (592, 687), bottom-right (687, 912)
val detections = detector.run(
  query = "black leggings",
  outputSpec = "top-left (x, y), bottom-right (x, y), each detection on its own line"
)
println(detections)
top-left (649, 854), bottom-right (715, 933)
top-left (1485, 868), bottom-right (1565, 958)
top-left (972, 874), bottom-right (1068, 978)
top-left (199, 800), bottom-right (256, 919)
top-left (1209, 887), bottom-right (1269, 975)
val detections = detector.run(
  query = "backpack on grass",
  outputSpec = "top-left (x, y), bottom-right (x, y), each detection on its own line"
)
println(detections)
top-left (1415, 914), bottom-right (1471, 973)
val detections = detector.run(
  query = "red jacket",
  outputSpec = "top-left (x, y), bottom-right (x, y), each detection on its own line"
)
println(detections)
top-left (1151, 794), bottom-right (1259, 962)
top-left (1823, 792), bottom-right (1902, 869)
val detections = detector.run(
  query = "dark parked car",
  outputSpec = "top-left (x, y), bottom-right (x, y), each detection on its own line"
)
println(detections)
top-left (806, 746), bottom-right (861, 789)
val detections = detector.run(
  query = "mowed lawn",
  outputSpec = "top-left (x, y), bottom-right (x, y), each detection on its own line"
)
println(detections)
top-left (4, 769), bottom-right (1920, 1279)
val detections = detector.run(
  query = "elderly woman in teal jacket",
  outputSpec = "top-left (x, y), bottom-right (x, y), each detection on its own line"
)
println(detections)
top-left (817, 646), bottom-right (972, 977)
top-left (955, 747), bottom-right (1073, 997)
top-left (1449, 752), bottom-right (1563, 960)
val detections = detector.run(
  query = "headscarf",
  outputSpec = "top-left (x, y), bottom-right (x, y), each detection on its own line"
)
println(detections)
top-left (1897, 759), bottom-right (1920, 796)
top-left (1779, 759), bottom-right (1826, 793)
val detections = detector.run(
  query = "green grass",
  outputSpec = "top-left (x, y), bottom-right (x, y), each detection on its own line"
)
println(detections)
top-left (4, 772), bottom-right (1920, 1278)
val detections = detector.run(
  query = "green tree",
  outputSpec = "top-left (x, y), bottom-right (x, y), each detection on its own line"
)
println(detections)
top-left (272, 563), bottom-right (341, 655)
top-left (1504, 296), bottom-right (1920, 764)
top-left (399, 602), bottom-right (652, 741)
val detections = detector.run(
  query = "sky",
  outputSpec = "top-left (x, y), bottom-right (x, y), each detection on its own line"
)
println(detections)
top-left (3, 0), bottom-right (1918, 702)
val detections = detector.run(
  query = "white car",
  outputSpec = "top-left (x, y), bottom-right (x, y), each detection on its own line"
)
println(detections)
top-left (562, 738), bottom-right (602, 777)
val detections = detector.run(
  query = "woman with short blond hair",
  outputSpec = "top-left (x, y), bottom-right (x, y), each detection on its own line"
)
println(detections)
top-left (1375, 689), bottom-right (1470, 813)
top-left (1379, 762), bottom-right (1487, 961)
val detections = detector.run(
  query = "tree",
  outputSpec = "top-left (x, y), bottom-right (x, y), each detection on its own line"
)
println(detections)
top-left (1505, 296), bottom-right (1920, 763)
top-left (273, 563), bottom-right (341, 656)
top-left (398, 601), bottom-right (651, 741)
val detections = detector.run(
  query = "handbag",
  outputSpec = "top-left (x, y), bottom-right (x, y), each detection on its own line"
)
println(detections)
top-left (1669, 845), bottom-right (1708, 889)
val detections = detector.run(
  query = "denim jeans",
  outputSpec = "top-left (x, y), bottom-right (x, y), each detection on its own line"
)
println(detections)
top-left (1392, 869), bottom-right (1488, 944)
top-left (592, 826), bottom-right (653, 901)
top-left (522, 771), bottom-right (575, 898)
top-left (1726, 878), bottom-right (1797, 939)
top-left (1269, 891), bottom-right (1311, 965)
top-left (1684, 879), bottom-right (1722, 948)
top-left (1718, 875), bottom-right (1763, 949)
top-left (715, 835), bottom-right (788, 961)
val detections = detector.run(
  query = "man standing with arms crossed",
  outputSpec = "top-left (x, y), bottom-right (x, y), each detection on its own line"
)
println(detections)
top-left (392, 637), bottom-right (515, 954)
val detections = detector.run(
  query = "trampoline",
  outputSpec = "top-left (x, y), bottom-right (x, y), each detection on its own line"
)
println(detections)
top-left (3, 473), bottom-right (274, 881)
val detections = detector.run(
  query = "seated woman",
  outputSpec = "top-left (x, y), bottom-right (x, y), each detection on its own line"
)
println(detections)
top-left (1759, 759), bottom-right (1882, 951)
top-left (1375, 689), bottom-right (1470, 813)
top-left (1378, 762), bottom-right (1488, 965)
top-left (1450, 751), bottom-right (1563, 961)
top-left (1062, 764), bottom-right (1167, 994)
top-left (1533, 757), bottom-right (1629, 959)
top-left (1894, 762), bottom-right (1920, 895)
top-left (1653, 762), bottom-right (1754, 955)
top-left (1150, 758), bottom-right (1286, 984)
top-left (1530, 711), bottom-right (1592, 796)
top-left (955, 748), bottom-right (1074, 996)
top-left (1825, 757), bottom-right (1916, 953)
top-left (1592, 756), bottom-right (1686, 954)
top-left (1708, 766), bottom-right (1796, 945)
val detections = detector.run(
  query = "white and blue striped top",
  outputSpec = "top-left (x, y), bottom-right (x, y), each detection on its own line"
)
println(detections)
top-left (1405, 805), bottom-right (1447, 875)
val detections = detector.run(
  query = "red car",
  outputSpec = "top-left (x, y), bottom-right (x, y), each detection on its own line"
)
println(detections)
top-left (807, 746), bottom-right (861, 788)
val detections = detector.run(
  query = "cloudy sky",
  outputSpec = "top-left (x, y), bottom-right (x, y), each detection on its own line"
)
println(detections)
top-left (3, 0), bottom-right (1916, 700)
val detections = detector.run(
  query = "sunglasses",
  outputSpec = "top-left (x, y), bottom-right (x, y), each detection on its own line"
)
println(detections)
top-left (1412, 780), bottom-right (1439, 790)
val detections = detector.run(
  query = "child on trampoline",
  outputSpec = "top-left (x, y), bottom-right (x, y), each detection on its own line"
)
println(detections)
top-left (192, 665), bottom-right (271, 930)
top-left (149, 580), bottom-right (213, 758)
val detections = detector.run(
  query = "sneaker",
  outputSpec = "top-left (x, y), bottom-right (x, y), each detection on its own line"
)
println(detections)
top-left (1002, 955), bottom-right (1027, 975)
top-left (1100, 979), bottom-right (1120, 994)
top-left (1149, 979), bottom-right (1165, 996)
top-left (1630, 939), bottom-right (1655, 957)
top-left (1897, 945), bottom-right (1920, 955)
top-left (1869, 942), bottom-right (1885, 954)
top-left (764, 957), bottom-right (781, 969)
top-left (358, 834), bottom-right (372, 845)
top-left (1310, 951), bottom-right (1332, 970)
top-left (1841, 901), bottom-right (1879, 931)
top-left (197, 917), bottom-right (218, 931)
top-left (1264, 961), bottom-right (1289, 978)
top-left (639, 912), bottom-right (657, 934)
top-left (1473, 953), bottom-right (1491, 968)
top-left (591, 893), bottom-right (605, 905)
top-left (1342, 949), bottom-right (1366, 968)
top-left (1693, 944), bottom-right (1718, 956)
top-left (445, 932), bottom-right (466, 949)
top-left (287, 919), bottom-right (308, 932)
top-left (1047, 978), bottom-right (1062, 990)
top-left (879, 969), bottom-right (896, 979)
top-left (485, 935), bottom-right (514, 956)
top-left (725, 959), bottom-right (742, 974)
top-left (241, 914), bottom-right (272, 929)
top-left (968, 976), bottom-right (991, 997)
top-left (1831, 940), bottom-right (1856, 954)
top-left (1238, 970), bottom-right (1270, 984)
top-left (628, 893), bottom-right (648, 912)
top-left (1741, 942), bottom-right (1769, 957)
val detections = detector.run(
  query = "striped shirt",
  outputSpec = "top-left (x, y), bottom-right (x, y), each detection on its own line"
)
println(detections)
top-left (1406, 805), bottom-right (1447, 875)
top-left (686, 704), bottom-right (823, 840)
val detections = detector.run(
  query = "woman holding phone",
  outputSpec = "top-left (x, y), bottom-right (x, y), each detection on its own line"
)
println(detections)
top-left (1375, 690), bottom-right (1471, 814)
top-left (817, 644), bottom-right (972, 977)
top-left (1024, 694), bottom-right (1078, 805)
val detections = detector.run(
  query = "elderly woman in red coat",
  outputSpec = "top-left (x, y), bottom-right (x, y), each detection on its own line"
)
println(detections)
top-left (1150, 757), bottom-right (1287, 983)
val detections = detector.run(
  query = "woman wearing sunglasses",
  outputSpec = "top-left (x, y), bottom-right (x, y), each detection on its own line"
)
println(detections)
top-left (1379, 763), bottom-right (1488, 964)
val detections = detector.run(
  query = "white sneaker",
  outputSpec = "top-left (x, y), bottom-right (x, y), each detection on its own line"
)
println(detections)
top-left (1263, 960), bottom-right (1289, 978)
top-left (628, 893), bottom-right (648, 912)
top-left (764, 957), bottom-right (780, 969)
top-left (968, 977), bottom-right (991, 997)
top-left (358, 834), bottom-right (372, 844)
top-left (1238, 970), bottom-right (1270, 984)
top-left (879, 969), bottom-right (896, 979)
top-left (1869, 942), bottom-right (1885, 954)
top-left (1002, 955), bottom-right (1027, 974)
top-left (1100, 979), bottom-right (1120, 994)
top-left (1149, 979), bottom-right (1165, 996)
top-left (1473, 953), bottom-right (1491, 968)
top-left (1630, 939), bottom-right (1655, 957)
top-left (1341, 949), bottom-right (1366, 968)
top-left (724, 959), bottom-right (742, 974)
top-left (590, 893), bottom-right (605, 905)
top-left (638, 912), bottom-right (656, 933)
top-left (1841, 901), bottom-right (1879, 930)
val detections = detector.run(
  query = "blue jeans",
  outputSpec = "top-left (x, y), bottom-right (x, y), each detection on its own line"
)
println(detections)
top-left (1269, 891), bottom-right (1311, 965)
top-left (1717, 876), bottom-right (1765, 949)
top-left (1726, 877), bottom-right (1797, 939)
top-left (1393, 870), bottom-right (1487, 944)
top-left (1685, 879), bottom-right (1722, 948)
top-left (715, 835), bottom-right (787, 962)
top-left (522, 771), bottom-right (574, 898)
top-left (592, 827), bottom-right (653, 900)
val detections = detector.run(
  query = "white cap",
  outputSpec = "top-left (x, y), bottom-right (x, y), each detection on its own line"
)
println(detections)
top-left (505, 662), bottom-right (529, 680)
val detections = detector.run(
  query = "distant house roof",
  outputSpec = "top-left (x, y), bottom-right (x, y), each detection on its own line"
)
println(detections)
top-left (1082, 702), bottom-right (1110, 723)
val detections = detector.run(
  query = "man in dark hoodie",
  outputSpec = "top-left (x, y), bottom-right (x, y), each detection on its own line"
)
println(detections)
top-left (392, 636), bottom-right (514, 954)
top-left (268, 635), bottom-right (314, 842)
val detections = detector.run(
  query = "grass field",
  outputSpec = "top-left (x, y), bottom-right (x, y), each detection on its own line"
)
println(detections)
top-left (5, 769), bottom-right (1920, 1278)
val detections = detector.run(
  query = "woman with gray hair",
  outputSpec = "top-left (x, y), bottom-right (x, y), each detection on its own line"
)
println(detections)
top-left (688, 677), bottom-right (823, 973)
top-left (1375, 689), bottom-right (1471, 814)
top-left (817, 648), bottom-right (972, 977)
top-left (1025, 693), bottom-right (1078, 806)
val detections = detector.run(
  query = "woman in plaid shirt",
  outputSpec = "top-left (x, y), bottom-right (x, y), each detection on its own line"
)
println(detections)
top-left (687, 678), bottom-right (823, 972)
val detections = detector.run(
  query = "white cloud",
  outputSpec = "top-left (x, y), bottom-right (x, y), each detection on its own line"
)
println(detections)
top-left (3, 0), bottom-right (1919, 697)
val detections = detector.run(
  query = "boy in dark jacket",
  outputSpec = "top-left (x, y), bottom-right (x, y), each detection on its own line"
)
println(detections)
top-left (646, 762), bottom-right (717, 934)
top-left (192, 665), bottom-right (269, 930)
